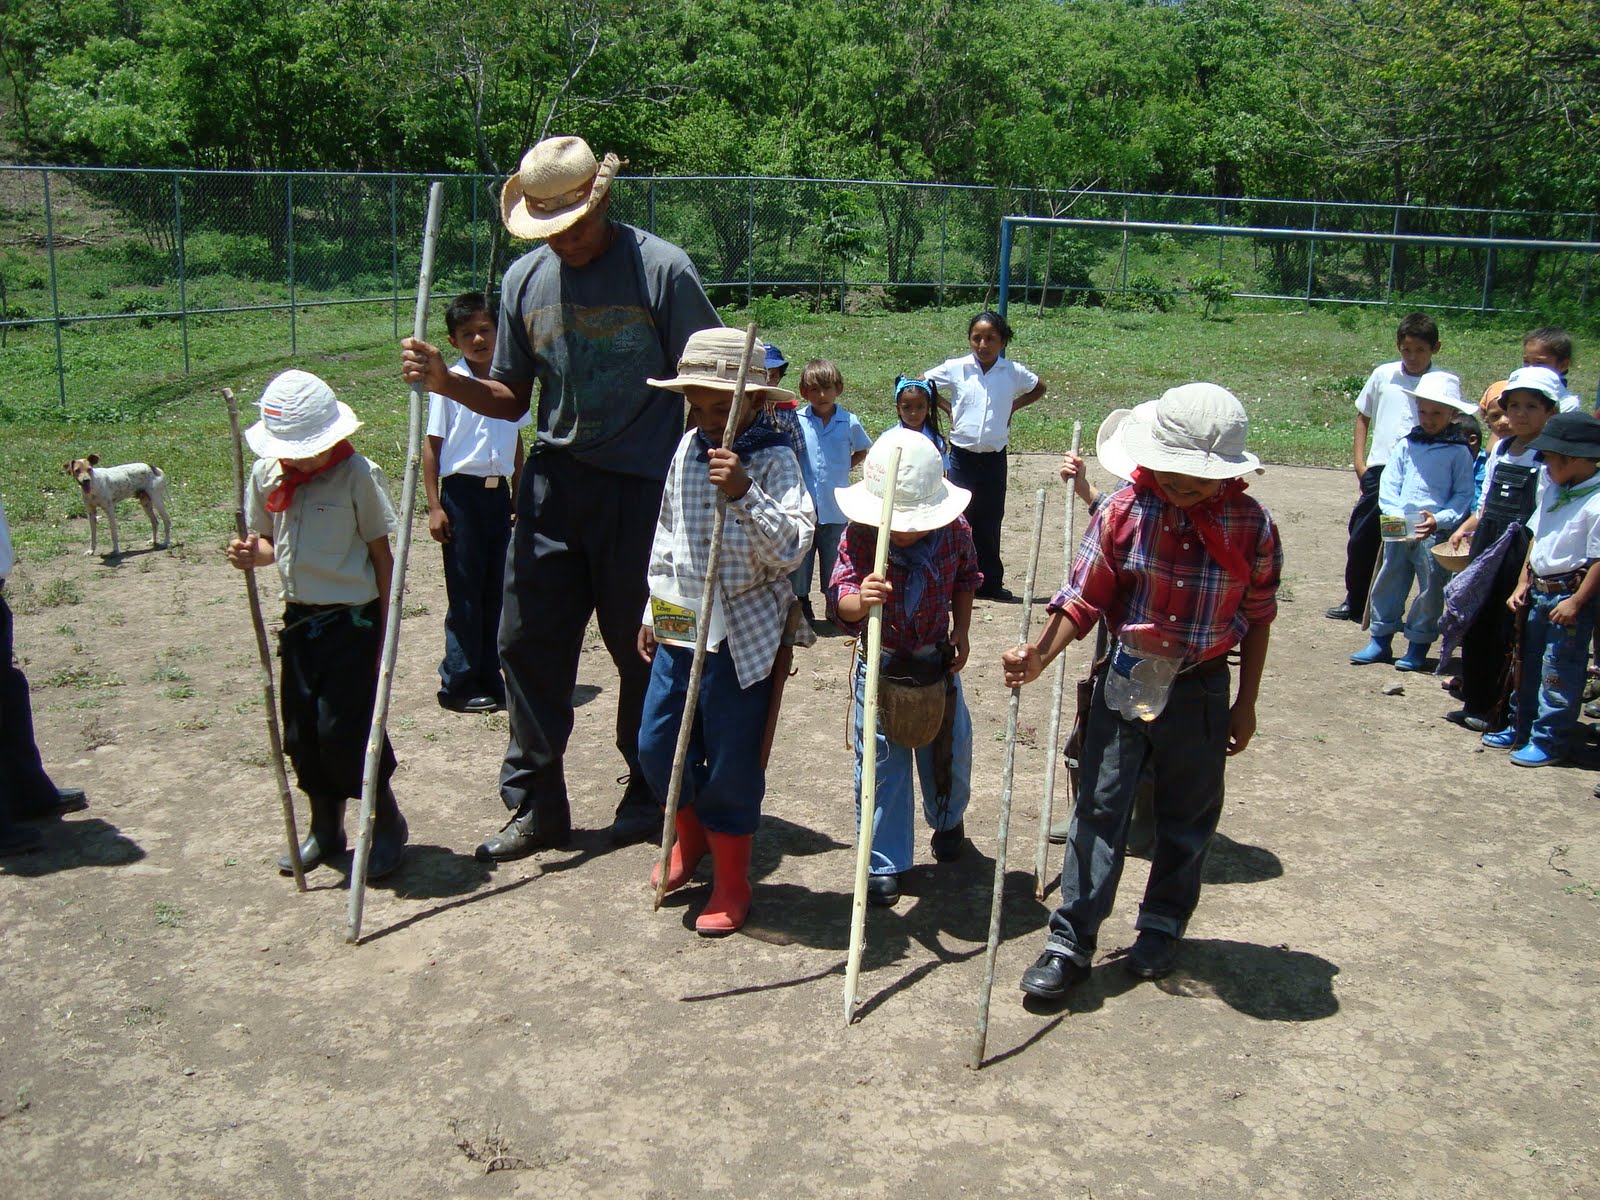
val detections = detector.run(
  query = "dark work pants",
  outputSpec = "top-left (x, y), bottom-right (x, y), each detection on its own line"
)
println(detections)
top-left (1341, 465), bottom-right (1384, 612)
top-left (0, 585), bottom-right (59, 820)
top-left (949, 445), bottom-right (1007, 594)
top-left (279, 602), bottom-right (396, 799)
top-left (1460, 524), bottom-right (1530, 722)
top-left (1045, 663), bottom-right (1231, 963)
top-left (497, 448), bottom-right (662, 816)
top-left (437, 473), bottom-right (513, 705)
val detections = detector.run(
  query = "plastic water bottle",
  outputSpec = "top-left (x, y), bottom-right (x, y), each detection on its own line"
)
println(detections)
top-left (1104, 625), bottom-right (1184, 722)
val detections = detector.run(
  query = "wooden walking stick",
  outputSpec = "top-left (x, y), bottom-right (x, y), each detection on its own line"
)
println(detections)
top-left (1034, 420), bottom-right (1083, 900)
top-left (842, 445), bottom-right (903, 1025)
top-left (653, 323), bottom-right (762, 911)
top-left (224, 386), bottom-right (306, 892)
top-left (346, 180), bottom-right (446, 945)
top-left (969, 487), bottom-right (1047, 1069)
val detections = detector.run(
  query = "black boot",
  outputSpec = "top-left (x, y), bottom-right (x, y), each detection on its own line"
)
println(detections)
top-left (475, 795), bottom-right (572, 862)
top-left (607, 773), bottom-right (662, 846)
top-left (366, 786), bottom-right (409, 879)
top-left (278, 794), bottom-right (347, 874)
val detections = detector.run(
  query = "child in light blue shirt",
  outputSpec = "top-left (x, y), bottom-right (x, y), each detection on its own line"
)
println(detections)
top-left (1352, 373), bottom-right (1477, 672)
top-left (790, 359), bottom-right (870, 619)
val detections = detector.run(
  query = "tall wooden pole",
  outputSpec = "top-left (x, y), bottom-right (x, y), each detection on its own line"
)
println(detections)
top-left (1034, 421), bottom-right (1083, 899)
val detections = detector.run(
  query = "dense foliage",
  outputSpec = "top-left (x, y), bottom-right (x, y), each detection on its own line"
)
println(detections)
top-left (2, 0), bottom-right (1597, 211)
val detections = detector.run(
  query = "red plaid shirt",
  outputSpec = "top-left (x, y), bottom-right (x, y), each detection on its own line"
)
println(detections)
top-left (828, 517), bottom-right (983, 654)
top-left (1051, 485), bottom-right (1281, 665)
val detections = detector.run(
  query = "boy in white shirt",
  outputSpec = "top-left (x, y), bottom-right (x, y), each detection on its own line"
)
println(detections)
top-left (1483, 412), bottom-right (1600, 766)
top-left (423, 293), bottom-right (529, 714)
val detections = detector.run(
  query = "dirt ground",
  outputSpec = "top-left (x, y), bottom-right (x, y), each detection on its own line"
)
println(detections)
top-left (2, 456), bottom-right (1597, 1200)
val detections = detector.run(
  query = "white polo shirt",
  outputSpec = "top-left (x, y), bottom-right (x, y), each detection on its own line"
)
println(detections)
top-left (426, 359), bottom-right (531, 479)
top-left (922, 353), bottom-right (1039, 454)
top-left (1529, 474), bottom-right (1600, 576)
top-left (1355, 360), bottom-right (1425, 468)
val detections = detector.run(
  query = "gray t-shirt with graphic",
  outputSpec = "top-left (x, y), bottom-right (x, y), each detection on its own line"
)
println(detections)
top-left (492, 223), bottom-right (720, 480)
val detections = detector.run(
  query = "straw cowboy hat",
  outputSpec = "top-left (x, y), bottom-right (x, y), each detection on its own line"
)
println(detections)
top-left (647, 328), bottom-right (796, 402)
top-left (245, 370), bottom-right (362, 459)
top-left (500, 136), bottom-right (624, 240)
top-left (835, 427), bottom-right (972, 534)
top-left (1112, 383), bottom-right (1262, 479)
top-left (1401, 371), bottom-right (1476, 414)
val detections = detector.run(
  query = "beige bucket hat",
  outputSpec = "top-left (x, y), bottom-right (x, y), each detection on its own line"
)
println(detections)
top-left (1116, 383), bottom-right (1262, 479)
top-left (245, 370), bottom-right (362, 459)
top-left (835, 427), bottom-right (972, 534)
top-left (500, 136), bottom-right (624, 240)
top-left (647, 328), bottom-right (796, 402)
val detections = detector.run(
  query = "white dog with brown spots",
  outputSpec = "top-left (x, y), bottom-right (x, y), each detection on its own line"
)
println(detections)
top-left (62, 455), bottom-right (171, 557)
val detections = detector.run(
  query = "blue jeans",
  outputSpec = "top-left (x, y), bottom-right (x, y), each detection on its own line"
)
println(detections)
top-left (1368, 534), bottom-right (1445, 644)
top-left (1045, 663), bottom-right (1231, 964)
top-left (790, 522), bottom-right (844, 602)
top-left (1505, 586), bottom-right (1595, 756)
top-left (851, 653), bottom-right (972, 875)
top-left (438, 473), bottom-right (512, 704)
top-left (637, 643), bottom-right (774, 836)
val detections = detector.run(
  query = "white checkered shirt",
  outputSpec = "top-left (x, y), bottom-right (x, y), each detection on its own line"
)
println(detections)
top-left (648, 430), bottom-right (817, 688)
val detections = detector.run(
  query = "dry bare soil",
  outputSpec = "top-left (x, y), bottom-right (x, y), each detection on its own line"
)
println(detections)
top-left (2, 458), bottom-right (1597, 1199)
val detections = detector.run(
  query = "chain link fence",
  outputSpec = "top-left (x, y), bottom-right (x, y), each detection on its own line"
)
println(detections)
top-left (2, 166), bottom-right (1595, 411)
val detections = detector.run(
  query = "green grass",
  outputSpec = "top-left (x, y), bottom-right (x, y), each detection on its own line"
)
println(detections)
top-left (1, 299), bottom-right (1592, 565)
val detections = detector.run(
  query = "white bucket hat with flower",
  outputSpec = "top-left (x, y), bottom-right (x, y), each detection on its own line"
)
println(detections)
top-left (1115, 383), bottom-right (1262, 479)
top-left (245, 370), bottom-right (362, 460)
top-left (835, 427), bottom-right (972, 533)
top-left (500, 136), bottom-right (624, 240)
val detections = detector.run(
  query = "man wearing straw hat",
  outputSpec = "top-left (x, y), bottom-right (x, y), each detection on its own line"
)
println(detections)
top-left (402, 135), bottom-right (720, 857)
top-left (1002, 384), bottom-right (1282, 997)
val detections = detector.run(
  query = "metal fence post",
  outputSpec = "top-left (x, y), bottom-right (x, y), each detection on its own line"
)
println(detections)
top-left (42, 169), bottom-right (66, 410)
top-left (1305, 203), bottom-right (1317, 303)
top-left (1582, 215), bottom-right (1596, 311)
top-left (287, 174), bottom-right (297, 355)
top-left (648, 178), bottom-right (656, 236)
top-left (1481, 215), bottom-right (1497, 313)
top-left (471, 174), bottom-right (479, 288)
top-left (174, 175), bottom-right (190, 374)
top-left (1386, 206), bottom-right (1402, 305)
top-left (1118, 199), bottom-right (1131, 293)
top-left (997, 216), bottom-right (1014, 320)
top-left (390, 176), bottom-right (400, 338)
top-left (746, 178), bottom-right (755, 307)
top-left (938, 190), bottom-right (948, 309)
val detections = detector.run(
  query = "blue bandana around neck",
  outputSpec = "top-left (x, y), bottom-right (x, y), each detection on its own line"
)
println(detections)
top-left (1406, 423), bottom-right (1471, 447)
top-left (693, 408), bottom-right (789, 461)
top-left (887, 528), bottom-right (942, 616)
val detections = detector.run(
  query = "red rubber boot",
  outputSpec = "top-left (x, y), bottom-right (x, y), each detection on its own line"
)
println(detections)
top-left (650, 806), bottom-right (708, 894)
top-left (695, 831), bottom-right (753, 936)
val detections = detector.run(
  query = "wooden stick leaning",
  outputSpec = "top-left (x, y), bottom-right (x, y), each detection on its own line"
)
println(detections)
top-left (653, 322), bottom-right (761, 911)
top-left (842, 445), bottom-right (903, 1026)
top-left (1034, 420), bottom-right (1083, 901)
top-left (223, 386), bottom-right (306, 892)
top-left (969, 487), bottom-right (1048, 1070)
top-left (346, 180), bottom-right (446, 945)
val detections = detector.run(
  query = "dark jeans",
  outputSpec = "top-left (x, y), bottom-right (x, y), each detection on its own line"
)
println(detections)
top-left (1045, 662), bottom-right (1231, 963)
top-left (1341, 465), bottom-right (1384, 612)
top-left (1461, 525), bottom-right (1531, 721)
top-left (0, 585), bottom-right (59, 820)
top-left (279, 602), bottom-right (396, 800)
top-left (437, 473), bottom-right (512, 704)
top-left (949, 445), bottom-right (1006, 594)
top-left (497, 448), bottom-right (662, 816)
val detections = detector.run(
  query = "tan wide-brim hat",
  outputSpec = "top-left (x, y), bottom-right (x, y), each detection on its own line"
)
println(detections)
top-left (647, 328), bottom-right (797, 402)
top-left (1094, 401), bottom-right (1157, 482)
top-left (500, 136), bottom-right (624, 240)
top-left (245, 370), bottom-right (362, 460)
top-left (835, 427), bottom-right (971, 534)
top-left (1117, 383), bottom-right (1263, 479)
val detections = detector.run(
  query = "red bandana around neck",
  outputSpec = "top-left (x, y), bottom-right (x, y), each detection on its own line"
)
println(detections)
top-left (1130, 466), bottom-right (1253, 584)
top-left (265, 440), bottom-right (355, 513)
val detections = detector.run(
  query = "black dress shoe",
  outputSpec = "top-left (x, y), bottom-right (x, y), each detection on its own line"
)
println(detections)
top-left (1124, 930), bottom-right (1178, 979)
top-left (930, 821), bottom-right (965, 863)
top-left (22, 787), bottom-right (89, 821)
top-left (867, 873), bottom-right (900, 906)
top-left (978, 586), bottom-right (1018, 603)
top-left (1324, 602), bottom-right (1354, 621)
top-left (439, 693), bottom-right (499, 714)
top-left (475, 801), bottom-right (572, 862)
top-left (1020, 951), bottom-right (1089, 999)
top-left (607, 774), bottom-right (662, 846)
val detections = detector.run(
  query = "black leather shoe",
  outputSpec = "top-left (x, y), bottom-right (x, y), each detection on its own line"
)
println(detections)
top-left (1324, 602), bottom-right (1354, 621)
top-left (22, 787), bottom-right (89, 821)
top-left (1125, 930), bottom-right (1178, 980)
top-left (930, 821), bottom-right (965, 863)
top-left (607, 774), bottom-right (662, 846)
top-left (867, 873), bottom-right (900, 906)
top-left (978, 586), bottom-right (1018, 603)
top-left (439, 693), bottom-right (500, 714)
top-left (1020, 951), bottom-right (1089, 999)
top-left (475, 801), bottom-right (572, 862)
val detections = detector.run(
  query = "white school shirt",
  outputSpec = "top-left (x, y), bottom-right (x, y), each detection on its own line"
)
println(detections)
top-left (1354, 360), bottom-right (1425, 468)
top-left (1557, 382), bottom-right (1583, 414)
top-left (1528, 474), bottom-right (1600, 576)
top-left (425, 359), bottom-right (531, 479)
top-left (922, 353), bottom-right (1039, 453)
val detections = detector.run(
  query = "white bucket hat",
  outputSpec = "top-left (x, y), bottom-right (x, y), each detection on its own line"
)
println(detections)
top-left (1116, 383), bottom-right (1262, 479)
top-left (1502, 365), bottom-right (1564, 407)
top-left (1094, 401), bottom-right (1157, 482)
top-left (647, 328), bottom-right (796, 402)
top-left (1402, 370), bottom-right (1475, 414)
top-left (245, 370), bottom-right (362, 460)
top-left (500, 136), bottom-right (623, 240)
top-left (835, 427), bottom-right (972, 533)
